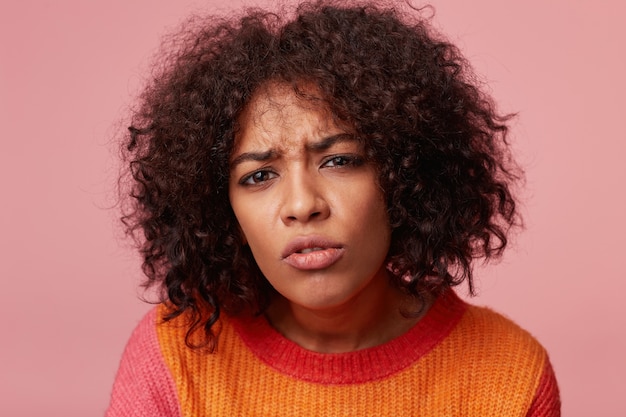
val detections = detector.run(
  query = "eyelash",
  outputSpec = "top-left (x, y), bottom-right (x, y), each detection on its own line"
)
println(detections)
top-left (321, 154), bottom-right (363, 168)
top-left (239, 154), bottom-right (364, 186)
top-left (240, 170), bottom-right (278, 185)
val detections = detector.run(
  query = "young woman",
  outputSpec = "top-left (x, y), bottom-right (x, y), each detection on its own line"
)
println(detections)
top-left (107, 1), bottom-right (560, 415)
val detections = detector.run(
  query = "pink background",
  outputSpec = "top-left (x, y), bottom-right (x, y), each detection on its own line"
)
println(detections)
top-left (1, 0), bottom-right (624, 415)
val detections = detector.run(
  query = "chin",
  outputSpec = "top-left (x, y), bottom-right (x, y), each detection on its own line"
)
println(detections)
top-left (289, 288), bottom-right (364, 311)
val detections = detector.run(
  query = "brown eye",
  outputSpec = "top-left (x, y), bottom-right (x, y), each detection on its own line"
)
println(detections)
top-left (241, 170), bottom-right (277, 185)
top-left (322, 155), bottom-right (363, 168)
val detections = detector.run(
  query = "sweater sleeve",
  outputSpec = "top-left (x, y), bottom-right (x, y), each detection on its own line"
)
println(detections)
top-left (526, 357), bottom-right (561, 417)
top-left (105, 308), bottom-right (182, 417)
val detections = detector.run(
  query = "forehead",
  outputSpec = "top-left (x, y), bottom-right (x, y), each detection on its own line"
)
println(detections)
top-left (233, 82), bottom-right (342, 152)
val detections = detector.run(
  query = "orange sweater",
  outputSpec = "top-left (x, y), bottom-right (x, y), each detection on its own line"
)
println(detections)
top-left (106, 291), bottom-right (560, 416)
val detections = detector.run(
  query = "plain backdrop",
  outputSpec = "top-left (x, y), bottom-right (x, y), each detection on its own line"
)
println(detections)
top-left (1, 0), bottom-right (624, 416)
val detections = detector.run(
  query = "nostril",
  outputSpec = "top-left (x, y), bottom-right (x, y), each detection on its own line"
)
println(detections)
top-left (286, 211), bottom-right (320, 222)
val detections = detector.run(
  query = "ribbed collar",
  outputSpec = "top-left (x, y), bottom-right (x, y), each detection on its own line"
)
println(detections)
top-left (231, 290), bottom-right (467, 385)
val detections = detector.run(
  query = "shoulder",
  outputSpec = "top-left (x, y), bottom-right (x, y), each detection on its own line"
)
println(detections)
top-left (459, 302), bottom-right (547, 357)
top-left (432, 292), bottom-right (548, 364)
top-left (450, 300), bottom-right (549, 383)
top-left (459, 304), bottom-right (561, 415)
top-left (120, 308), bottom-right (161, 360)
top-left (106, 307), bottom-right (182, 417)
top-left (429, 294), bottom-right (561, 415)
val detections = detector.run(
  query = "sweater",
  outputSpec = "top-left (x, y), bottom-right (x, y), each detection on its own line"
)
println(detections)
top-left (105, 290), bottom-right (560, 416)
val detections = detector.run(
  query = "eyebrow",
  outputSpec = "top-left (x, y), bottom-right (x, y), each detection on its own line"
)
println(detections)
top-left (306, 133), bottom-right (356, 151)
top-left (230, 149), bottom-right (276, 169)
top-left (230, 133), bottom-right (356, 169)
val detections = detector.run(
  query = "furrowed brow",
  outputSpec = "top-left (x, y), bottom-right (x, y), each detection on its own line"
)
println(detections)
top-left (230, 133), bottom-right (356, 169)
top-left (230, 150), bottom-right (276, 169)
top-left (306, 133), bottom-right (357, 152)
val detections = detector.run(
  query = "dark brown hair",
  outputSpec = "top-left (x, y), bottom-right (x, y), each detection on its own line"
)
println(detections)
top-left (121, 0), bottom-right (521, 349)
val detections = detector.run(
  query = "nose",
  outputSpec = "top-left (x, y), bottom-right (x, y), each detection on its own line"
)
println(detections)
top-left (279, 170), bottom-right (330, 225)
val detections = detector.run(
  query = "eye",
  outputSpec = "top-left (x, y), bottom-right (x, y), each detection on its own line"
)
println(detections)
top-left (240, 169), bottom-right (277, 185)
top-left (322, 155), bottom-right (363, 168)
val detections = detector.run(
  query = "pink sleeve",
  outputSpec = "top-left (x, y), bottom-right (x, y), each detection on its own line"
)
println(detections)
top-left (105, 308), bottom-right (182, 417)
top-left (526, 357), bottom-right (561, 417)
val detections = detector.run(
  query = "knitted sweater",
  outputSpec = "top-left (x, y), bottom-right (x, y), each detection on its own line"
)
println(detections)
top-left (105, 291), bottom-right (560, 416)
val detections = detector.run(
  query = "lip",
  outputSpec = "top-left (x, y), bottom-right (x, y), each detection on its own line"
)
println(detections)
top-left (281, 236), bottom-right (345, 270)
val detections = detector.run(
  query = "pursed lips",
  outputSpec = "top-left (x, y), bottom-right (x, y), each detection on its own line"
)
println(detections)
top-left (298, 247), bottom-right (324, 254)
top-left (281, 236), bottom-right (345, 270)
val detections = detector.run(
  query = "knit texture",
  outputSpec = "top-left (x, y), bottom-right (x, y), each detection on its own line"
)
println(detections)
top-left (106, 291), bottom-right (560, 416)
top-left (105, 308), bottom-right (181, 417)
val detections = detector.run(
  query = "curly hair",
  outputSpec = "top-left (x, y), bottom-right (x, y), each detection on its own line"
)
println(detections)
top-left (121, 0), bottom-right (521, 349)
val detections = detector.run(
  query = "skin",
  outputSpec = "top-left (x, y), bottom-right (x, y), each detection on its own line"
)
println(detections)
top-left (228, 83), bottom-right (422, 353)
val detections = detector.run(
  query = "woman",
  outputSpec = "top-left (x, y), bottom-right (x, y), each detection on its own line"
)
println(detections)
top-left (107, 1), bottom-right (560, 415)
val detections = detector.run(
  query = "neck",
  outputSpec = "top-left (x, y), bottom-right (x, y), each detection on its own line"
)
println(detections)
top-left (265, 280), bottom-right (431, 353)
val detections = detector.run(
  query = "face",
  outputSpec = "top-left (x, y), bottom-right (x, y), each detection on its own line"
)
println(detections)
top-left (228, 83), bottom-right (391, 312)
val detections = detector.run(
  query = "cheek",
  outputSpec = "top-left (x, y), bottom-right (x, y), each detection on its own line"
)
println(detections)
top-left (234, 209), bottom-right (275, 262)
top-left (235, 219), bottom-right (270, 274)
top-left (234, 214), bottom-right (256, 246)
top-left (229, 199), bottom-right (253, 248)
top-left (352, 188), bottom-right (389, 230)
top-left (338, 185), bottom-right (390, 253)
top-left (236, 222), bottom-right (248, 245)
top-left (364, 195), bottom-right (392, 251)
top-left (229, 189), bottom-right (260, 240)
